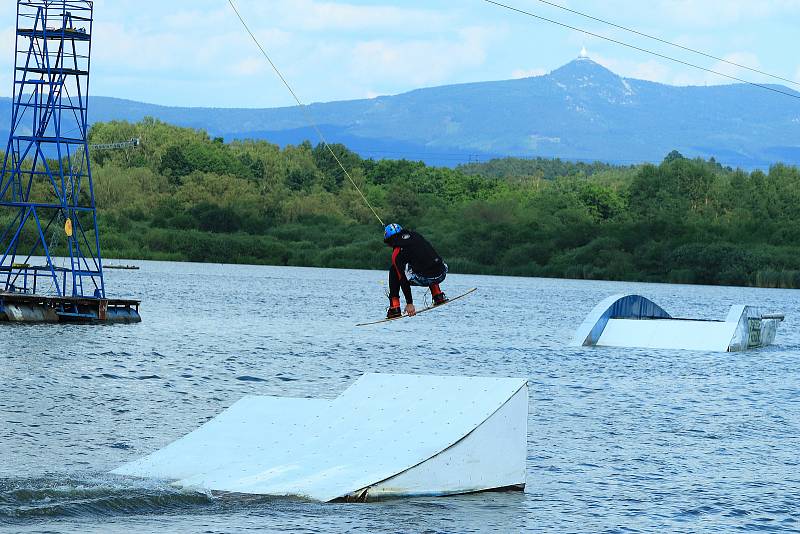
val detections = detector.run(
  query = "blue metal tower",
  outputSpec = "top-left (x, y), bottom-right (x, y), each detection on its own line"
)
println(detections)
top-left (0, 0), bottom-right (103, 299)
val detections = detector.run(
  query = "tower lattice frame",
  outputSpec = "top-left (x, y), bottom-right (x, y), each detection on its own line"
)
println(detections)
top-left (0, 0), bottom-right (104, 298)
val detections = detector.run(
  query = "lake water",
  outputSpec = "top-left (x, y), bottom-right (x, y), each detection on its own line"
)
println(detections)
top-left (1, 262), bottom-right (799, 533)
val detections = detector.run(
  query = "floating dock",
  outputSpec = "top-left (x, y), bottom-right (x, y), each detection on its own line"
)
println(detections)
top-left (112, 373), bottom-right (528, 502)
top-left (104, 264), bottom-right (140, 270)
top-left (0, 292), bottom-right (140, 323)
top-left (572, 293), bottom-right (784, 352)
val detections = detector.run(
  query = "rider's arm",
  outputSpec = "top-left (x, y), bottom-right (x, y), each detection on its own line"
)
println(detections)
top-left (400, 276), bottom-right (413, 304)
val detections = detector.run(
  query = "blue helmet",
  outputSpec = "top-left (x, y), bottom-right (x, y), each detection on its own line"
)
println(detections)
top-left (384, 223), bottom-right (403, 241)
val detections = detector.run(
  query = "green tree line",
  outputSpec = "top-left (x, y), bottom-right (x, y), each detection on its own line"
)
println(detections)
top-left (14, 117), bottom-right (798, 288)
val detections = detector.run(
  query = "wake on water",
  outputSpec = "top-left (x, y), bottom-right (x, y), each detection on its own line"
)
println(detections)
top-left (0, 474), bottom-right (280, 520)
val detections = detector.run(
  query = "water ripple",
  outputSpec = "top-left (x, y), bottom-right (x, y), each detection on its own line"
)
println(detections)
top-left (3, 264), bottom-right (799, 532)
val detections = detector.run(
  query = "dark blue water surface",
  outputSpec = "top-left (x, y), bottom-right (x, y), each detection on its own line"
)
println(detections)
top-left (1, 262), bottom-right (799, 533)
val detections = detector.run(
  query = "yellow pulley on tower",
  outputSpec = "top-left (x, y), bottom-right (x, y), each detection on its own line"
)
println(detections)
top-left (64, 218), bottom-right (73, 237)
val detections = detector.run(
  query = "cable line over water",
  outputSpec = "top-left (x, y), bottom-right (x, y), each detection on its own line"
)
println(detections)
top-left (530, 0), bottom-right (800, 89)
top-left (226, 0), bottom-right (385, 226)
top-left (484, 0), bottom-right (800, 101)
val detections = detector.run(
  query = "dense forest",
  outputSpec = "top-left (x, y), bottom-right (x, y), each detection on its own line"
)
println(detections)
top-left (8, 118), bottom-right (800, 288)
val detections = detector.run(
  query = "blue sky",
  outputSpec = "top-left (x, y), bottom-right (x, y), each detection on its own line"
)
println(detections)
top-left (1, 0), bottom-right (799, 108)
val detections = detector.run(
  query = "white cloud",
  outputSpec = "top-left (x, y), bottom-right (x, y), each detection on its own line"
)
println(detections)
top-left (654, 0), bottom-right (800, 27)
top-left (671, 52), bottom-right (762, 86)
top-left (628, 60), bottom-right (671, 83)
top-left (263, 0), bottom-right (452, 33)
top-left (588, 52), bottom-right (673, 84)
top-left (92, 23), bottom-right (181, 71)
top-left (0, 26), bottom-right (14, 96)
top-left (77, 1), bottom-right (482, 106)
top-left (511, 68), bottom-right (547, 79)
top-left (349, 26), bottom-right (493, 88)
top-left (230, 57), bottom-right (268, 76)
top-left (566, 0), bottom-right (800, 30)
top-left (162, 8), bottom-right (230, 31)
top-left (585, 48), bottom-right (773, 88)
top-left (92, 20), bottom-right (288, 79)
top-left (0, 26), bottom-right (13, 46)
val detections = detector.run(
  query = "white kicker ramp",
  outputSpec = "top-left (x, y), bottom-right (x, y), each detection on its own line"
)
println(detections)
top-left (572, 294), bottom-right (784, 352)
top-left (112, 373), bottom-right (528, 502)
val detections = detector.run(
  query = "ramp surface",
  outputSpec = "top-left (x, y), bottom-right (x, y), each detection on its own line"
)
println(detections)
top-left (598, 318), bottom-right (735, 351)
top-left (573, 293), bottom-right (783, 351)
top-left (113, 373), bottom-right (528, 502)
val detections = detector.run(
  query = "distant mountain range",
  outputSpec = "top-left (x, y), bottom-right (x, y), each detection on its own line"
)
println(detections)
top-left (2, 57), bottom-right (799, 168)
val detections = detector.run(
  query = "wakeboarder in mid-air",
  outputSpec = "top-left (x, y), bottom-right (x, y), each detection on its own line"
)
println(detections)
top-left (382, 223), bottom-right (449, 319)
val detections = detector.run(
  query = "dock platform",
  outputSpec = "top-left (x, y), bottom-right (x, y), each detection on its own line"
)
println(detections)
top-left (0, 292), bottom-right (141, 323)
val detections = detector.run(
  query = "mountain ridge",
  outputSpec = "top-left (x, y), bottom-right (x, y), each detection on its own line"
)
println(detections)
top-left (1, 57), bottom-right (798, 168)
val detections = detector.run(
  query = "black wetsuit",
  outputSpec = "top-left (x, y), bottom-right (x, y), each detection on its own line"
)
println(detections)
top-left (386, 230), bottom-right (445, 304)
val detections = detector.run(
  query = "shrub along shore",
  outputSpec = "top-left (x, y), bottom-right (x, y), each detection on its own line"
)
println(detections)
top-left (6, 118), bottom-right (800, 288)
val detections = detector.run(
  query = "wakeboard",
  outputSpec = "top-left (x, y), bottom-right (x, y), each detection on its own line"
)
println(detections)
top-left (356, 288), bottom-right (477, 327)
